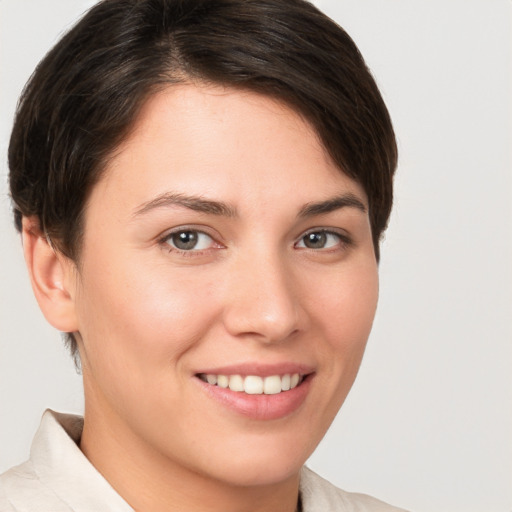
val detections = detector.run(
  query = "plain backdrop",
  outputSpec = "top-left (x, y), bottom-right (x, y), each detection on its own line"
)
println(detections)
top-left (1, 1), bottom-right (511, 511)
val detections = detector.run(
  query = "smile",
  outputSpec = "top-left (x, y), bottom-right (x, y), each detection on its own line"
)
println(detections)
top-left (197, 373), bottom-right (304, 395)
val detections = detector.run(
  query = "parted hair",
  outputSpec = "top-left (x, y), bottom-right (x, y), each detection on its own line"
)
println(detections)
top-left (9, 0), bottom-right (397, 359)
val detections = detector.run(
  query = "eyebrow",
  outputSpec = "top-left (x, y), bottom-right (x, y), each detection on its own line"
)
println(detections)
top-left (132, 191), bottom-right (367, 219)
top-left (132, 192), bottom-right (238, 218)
top-left (298, 193), bottom-right (367, 217)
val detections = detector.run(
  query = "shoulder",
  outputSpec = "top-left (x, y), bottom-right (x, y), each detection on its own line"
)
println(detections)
top-left (0, 410), bottom-right (80, 511)
top-left (0, 410), bottom-right (133, 512)
top-left (0, 411), bottom-right (82, 511)
top-left (300, 467), bottom-right (409, 512)
top-left (0, 459), bottom-right (68, 512)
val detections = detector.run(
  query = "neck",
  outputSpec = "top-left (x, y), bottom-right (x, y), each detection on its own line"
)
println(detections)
top-left (80, 390), bottom-right (301, 512)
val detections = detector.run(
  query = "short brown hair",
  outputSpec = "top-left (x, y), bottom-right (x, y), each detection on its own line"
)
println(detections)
top-left (9, 0), bottom-right (397, 358)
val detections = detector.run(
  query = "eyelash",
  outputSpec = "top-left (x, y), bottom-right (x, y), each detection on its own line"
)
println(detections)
top-left (159, 227), bottom-right (221, 256)
top-left (158, 227), bottom-right (352, 256)
top-left (295, 228), bottom-right (352, 252)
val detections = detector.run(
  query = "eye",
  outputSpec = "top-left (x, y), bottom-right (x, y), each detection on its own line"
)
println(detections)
top-left (296, 230), bottom-right (346, 250)
top-left (163, 229), bottom-right (216, 252)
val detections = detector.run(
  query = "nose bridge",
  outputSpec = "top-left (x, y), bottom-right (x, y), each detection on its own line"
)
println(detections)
top-left (222, 246), bottom-right (301, 343)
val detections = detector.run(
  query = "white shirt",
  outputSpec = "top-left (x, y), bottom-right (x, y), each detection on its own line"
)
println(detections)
top-left (0, 410), bottom-right (408, 511)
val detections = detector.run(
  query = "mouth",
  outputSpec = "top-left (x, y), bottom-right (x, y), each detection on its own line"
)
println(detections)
top-left (196, 373), bottom-right (306, 395)
top-left (194, 364), bottom-right (314, 420)
top-left (194, 368), bottom-right (313, 420)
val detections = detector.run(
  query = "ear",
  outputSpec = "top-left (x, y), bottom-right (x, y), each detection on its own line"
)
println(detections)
top-left (22, 216), bottom-right (79, 333)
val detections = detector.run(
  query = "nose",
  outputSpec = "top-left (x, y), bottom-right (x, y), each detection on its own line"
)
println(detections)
top-left (221, 251), bottom-right (303, 344)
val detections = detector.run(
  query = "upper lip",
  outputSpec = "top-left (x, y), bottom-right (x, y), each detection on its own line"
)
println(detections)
top-left (195, 362), bottom-right (315, 377)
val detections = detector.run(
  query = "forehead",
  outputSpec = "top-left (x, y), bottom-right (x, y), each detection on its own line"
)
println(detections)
top-left (91, 83), bottom-right (367, 215)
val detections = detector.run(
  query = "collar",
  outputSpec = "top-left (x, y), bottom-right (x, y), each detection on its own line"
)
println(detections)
top-left (30, 409), bottom-right (133, 511)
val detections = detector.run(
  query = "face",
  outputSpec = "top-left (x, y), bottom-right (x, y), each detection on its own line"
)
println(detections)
top-left (70, 84), bottom-right (378, 488)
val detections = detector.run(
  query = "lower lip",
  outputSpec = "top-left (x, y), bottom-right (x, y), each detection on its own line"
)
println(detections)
top-left (195, 375), bottom-right (313, 421)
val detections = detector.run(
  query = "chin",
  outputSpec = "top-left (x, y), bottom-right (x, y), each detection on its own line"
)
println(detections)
top-left (192, 429), bottom-right (318, 488)
top-left (211, 456), bottom-right (304, 488)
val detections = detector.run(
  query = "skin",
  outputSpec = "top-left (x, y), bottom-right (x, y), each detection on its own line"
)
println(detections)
top-left (24, 84), bottom-right (379, 512)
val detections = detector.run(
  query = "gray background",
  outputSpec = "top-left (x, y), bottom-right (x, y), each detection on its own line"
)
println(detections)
top-left (1, 1), bottom-right (511, 511)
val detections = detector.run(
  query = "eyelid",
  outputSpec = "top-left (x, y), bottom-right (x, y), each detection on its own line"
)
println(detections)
top-left (294, 227), bottom-right (353, 250)
top-left (158, 225), bottom-right (224, 254)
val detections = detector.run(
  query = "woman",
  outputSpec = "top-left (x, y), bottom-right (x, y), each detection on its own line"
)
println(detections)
top-left (0, 0), bottom-right (405, 510)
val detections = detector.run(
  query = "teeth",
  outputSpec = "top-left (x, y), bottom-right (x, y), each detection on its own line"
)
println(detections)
top-left (201, 373), bottom-right (303, 395)
top-left (217, 375), bottom-right (229, 388)
top-left (206, 374), bottom-right (217, 385)
top-left (281, 374), bottom-right (291, 391)
top-left (228, 374), bottom-right (244, 392)
top-left (263, 375), bottom-right (282, 395)
top-left (244, 375), bottom-right (264, 394)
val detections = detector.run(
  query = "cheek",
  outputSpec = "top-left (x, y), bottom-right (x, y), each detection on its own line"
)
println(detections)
top-left (310, 261), bottom-right (379, 393)
top-left (74, 254), bottom-right (220, 380)
top-left (315, 262), bottom-right (379, 345)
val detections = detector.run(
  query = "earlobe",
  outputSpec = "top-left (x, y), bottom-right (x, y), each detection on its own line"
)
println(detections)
top-left (22, 216), bottom-right (79, 333)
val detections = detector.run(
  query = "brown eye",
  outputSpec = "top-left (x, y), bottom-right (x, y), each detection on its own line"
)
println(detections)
top-left (165, 230), bottom-right (214, 251)
top-left (172, 231), bottom-right (198, 250)
top-left (303, 232), bottom-right (327, 249)
top-left (296, 230), bottom-right (343, 250)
